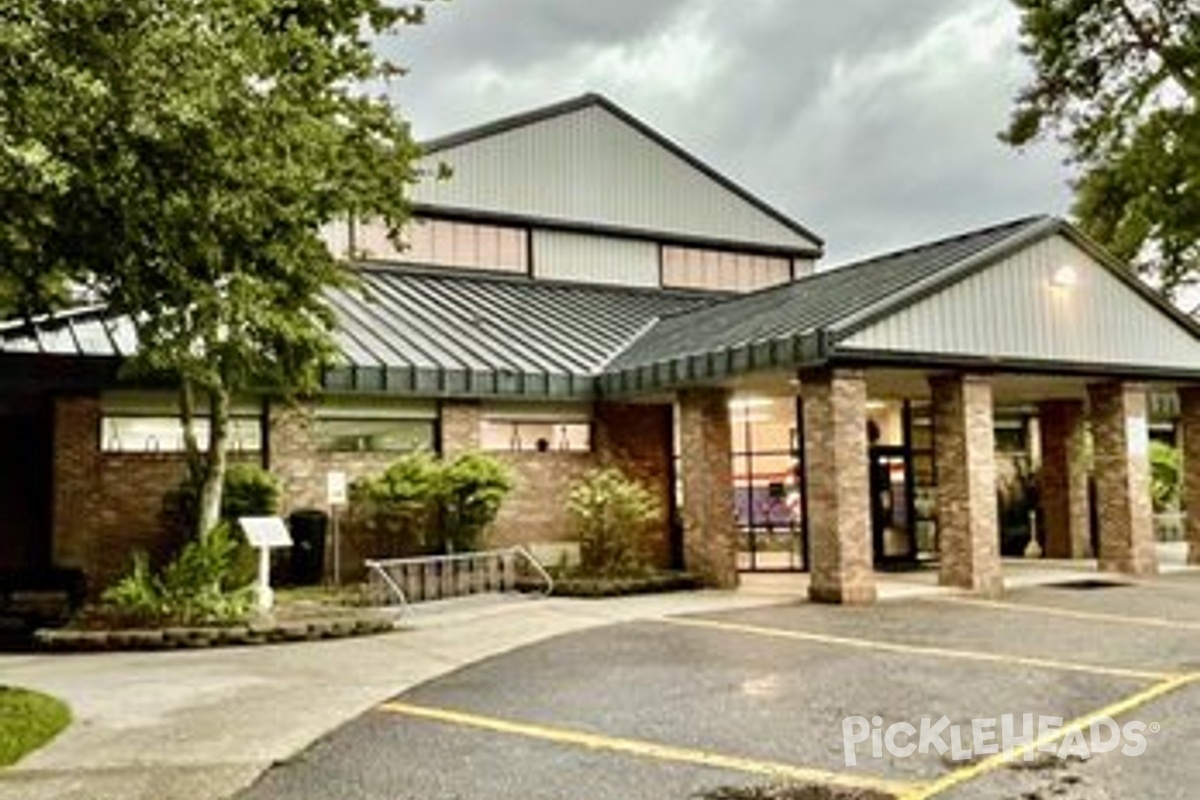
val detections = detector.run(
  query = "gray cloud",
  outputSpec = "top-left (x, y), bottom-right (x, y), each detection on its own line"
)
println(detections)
top-left (382, 0), bottom-right (1074, 263)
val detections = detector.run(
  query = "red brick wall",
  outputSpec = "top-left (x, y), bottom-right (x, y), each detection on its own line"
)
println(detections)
top-left (50, 395), bottom-right (679, 589)
top-left (53, 395), bottom-right (193, 592)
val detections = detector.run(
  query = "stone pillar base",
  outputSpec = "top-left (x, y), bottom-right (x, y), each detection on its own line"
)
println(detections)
top-left (1089, 382), bottom-right (1157, 576)
top-left (801, 368), bottom-right (876, 606)
top-left (932, 374), bottom-right (1003, 598)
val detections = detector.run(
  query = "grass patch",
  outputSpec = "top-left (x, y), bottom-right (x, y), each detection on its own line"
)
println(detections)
top-left (0, 686), bottom-right (70, 767)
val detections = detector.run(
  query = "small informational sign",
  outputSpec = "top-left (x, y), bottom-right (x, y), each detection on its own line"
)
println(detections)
top-left (238, 517), bottom-right (292, 613)
top-left (327, 471), bottom-right (348, 507)
top-left (1126, 415), bottom-right (1149, 458)
top-left (239, 516), bottom-right (293, 549)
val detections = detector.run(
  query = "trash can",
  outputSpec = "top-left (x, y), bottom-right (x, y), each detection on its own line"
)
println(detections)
top-left (288, 509), bottom-right (329, 586)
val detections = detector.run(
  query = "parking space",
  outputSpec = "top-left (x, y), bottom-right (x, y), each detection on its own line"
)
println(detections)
top-left (237, 573), bottom-right (1200, 800)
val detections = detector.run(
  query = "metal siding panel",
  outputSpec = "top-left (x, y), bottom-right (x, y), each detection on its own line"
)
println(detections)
top-left (412, 105), bottom-right (815, 250)
top-left (531, 230), bottom-right (658, 287)
top-left (841, 235), bottom-right (1200, 370)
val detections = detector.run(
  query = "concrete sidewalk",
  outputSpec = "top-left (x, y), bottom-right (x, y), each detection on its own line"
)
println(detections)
top-left (0, 591), bottom-right (777, 800)
top-left (0, 560), bottom-right (1183, 800)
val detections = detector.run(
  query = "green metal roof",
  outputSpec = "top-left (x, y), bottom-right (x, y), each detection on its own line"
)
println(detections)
top-left (323, 264), bottom-right (713, 397)
top-left (6, 216), bottom-right (1196, 398)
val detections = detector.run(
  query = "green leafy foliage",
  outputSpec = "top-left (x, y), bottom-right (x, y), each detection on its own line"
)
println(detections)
top-left (100, 522), bottom-right (254, 627)
top-left (221, 464), bottom-right (282, 520)
top-left (1150, 440), bottom-right (1182, 513)
top-left (567, 468), bottom-right (662, 578)
top-left (1004, 0), bottom-right (1199, 297)
top-left (439, 452), bottom-right (515, 553)
top-left (350, 451), bottom-right (443, 555)
top-left (349, 451), bottom-right (514, 555)
top-left (1, 0), bottom-right (428, 537)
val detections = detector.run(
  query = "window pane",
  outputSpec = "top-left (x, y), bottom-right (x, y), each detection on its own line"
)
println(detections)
top-left (100, 416), bottom-right (261, 453)
top-left (314, 419), bottom-right (435, 453)
top-left (480, 420), bottom-right (591, 452)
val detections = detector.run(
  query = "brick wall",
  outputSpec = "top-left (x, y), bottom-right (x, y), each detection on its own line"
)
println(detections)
top-left (1038, 400), bottom-right (1091, 559)
top-left (1181, 388), bottom-right (1200, 566)
top-left (677, 388), bottom-right (738, 587)
top-left (931, 373), bottom-right (1003, 596)
top-left (53, 395), bottom-right (193, 592)
top-left (595, 403), bottom-right (675, 568)
top-left (1088, 381), bottom-right (1157, 575)
top-left (801, 368), bottom-right (875, 605)
top-left (50, 394), bottom-right (679, 589)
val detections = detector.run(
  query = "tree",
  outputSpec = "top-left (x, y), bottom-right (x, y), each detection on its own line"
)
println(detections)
top-left (1003, 0), bottom-right (1199, 300)
top-left (1, 0), bottom-right (425, 537)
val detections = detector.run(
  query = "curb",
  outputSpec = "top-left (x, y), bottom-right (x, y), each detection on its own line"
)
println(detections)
top-left (34, 615), bottom-right (400, 652)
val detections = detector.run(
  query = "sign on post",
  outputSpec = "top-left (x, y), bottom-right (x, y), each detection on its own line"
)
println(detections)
top-left (239, 516), bottom-right (293, 612)
top-left (327, 471), bottom-right (348, 507)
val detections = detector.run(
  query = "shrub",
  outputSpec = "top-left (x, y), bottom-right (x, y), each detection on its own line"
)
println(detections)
top-left (438, 452), bottom-right (513, 553)
top-left (221, 464), bottom-right (281, 520)
top-left (100, 522), bottom-right (254, 627)
top-left (567, 467), bottom-right (662, 577)
top-left (349, 450), bottom-right (513, 555)
top-left (349, 451), bottom-right (442, 555)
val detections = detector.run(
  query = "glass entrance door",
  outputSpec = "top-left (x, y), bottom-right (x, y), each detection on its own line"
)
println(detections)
top-left (870, 445), bottom-right (917, 566)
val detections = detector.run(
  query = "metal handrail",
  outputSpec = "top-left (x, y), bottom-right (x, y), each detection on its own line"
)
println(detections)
top-left (365, 546), bottom-right (554, 616)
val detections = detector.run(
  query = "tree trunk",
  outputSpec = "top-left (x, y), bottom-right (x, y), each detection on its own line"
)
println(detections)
top-left (195, 385), bottom-right (230, 539)
top-left (178, 378), bottom-right (204, 485)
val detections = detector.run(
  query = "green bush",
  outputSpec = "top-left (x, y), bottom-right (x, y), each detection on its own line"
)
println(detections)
top-left (567, 467), bottom-right (662, 578)
top-left (221, 464), bottom-right (281, 520)
top-left (439, 452), bottom-right (513, 553)
top-left (349, 450), bottom-right (513, 555)
top-left (349, 451), bottom-right (442, 555)
top-left (100, 522), bottom-right (254, 627)
top-left (1151, 440), bottom-right (1181, 513)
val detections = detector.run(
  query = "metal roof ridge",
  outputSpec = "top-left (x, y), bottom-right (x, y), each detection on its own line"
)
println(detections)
top-left (591, 316), bottom-right (666, 375)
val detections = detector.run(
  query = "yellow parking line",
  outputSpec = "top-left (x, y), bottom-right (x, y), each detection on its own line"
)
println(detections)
top-left (900, 672), bottom-right (1200, 800)
top-left (658, 617), bottom-right (1173, 682)
top-left (926, 595), bottom-right (1200, 631)
top-left (379, 700), bottom-right (917, 796)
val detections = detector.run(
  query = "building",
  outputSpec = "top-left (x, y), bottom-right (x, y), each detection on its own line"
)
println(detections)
top-left (2, 93), bottom-right (1199, 605)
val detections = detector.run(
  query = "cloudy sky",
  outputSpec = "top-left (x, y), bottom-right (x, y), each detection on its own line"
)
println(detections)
top-left (379, 0), bottom-right (1075, 264)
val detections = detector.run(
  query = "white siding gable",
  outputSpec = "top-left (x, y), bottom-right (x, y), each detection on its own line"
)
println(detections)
top-left (412, 102), bottom-right (818, 252)
top-left (839, 235), bottom-right (1200, 372)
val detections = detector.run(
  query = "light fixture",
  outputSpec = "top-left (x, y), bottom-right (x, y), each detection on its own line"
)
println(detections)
top-left (1051, 265), bottom-right (1078, 288)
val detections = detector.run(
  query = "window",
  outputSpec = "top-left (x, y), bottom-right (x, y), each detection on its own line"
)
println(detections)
top-left (100, 391), bottom-right (263, 454)
top-left (313, 398), bottom-right (437, 454)
top-left (351, 216), bottom-right (528, 274)
top-left (480, 404), bottom-right (592, 453)
top-left (480, 421), bottom-right (591, 453)
top-left (662, 245), bottom-right (792, 292)
top-left (101, 416), bottom-right (263, 454)
top-left (314, 418), bottom-right (435, 453)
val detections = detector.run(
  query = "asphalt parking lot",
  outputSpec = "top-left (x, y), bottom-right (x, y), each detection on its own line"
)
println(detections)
top-left (238, 573), bottom-right (1200, 800)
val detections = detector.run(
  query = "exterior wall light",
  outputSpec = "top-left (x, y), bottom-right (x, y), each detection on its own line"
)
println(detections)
top-left (1051, 265), bottom-right (1079, 288)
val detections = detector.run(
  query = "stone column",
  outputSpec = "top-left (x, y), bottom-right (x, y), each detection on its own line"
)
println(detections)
top-left (1177, 388), bottom-right (1200, 565)
top-left (801, 368), bottom-right (875, 605)
top-left (932, 374), bottom-right (1003, 596)
top-left (439, 401), bottom-right (481, 457)
top-left (1087, 382), bottom-right (1157, 575)
top-left (677, 388), bottom-right (739, 588)
top-left (1038, 400), bottom-right (1092, 559)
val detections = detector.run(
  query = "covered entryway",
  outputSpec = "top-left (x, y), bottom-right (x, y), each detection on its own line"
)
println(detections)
top-left (0, 399), bottom-right (53, 576)
top-left (605, 217), bottom-right (1200, 602)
